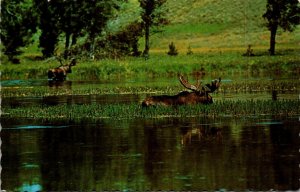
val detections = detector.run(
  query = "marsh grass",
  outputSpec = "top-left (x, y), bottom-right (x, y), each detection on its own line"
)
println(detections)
top-left (3, 100), bottom-right (299, 120)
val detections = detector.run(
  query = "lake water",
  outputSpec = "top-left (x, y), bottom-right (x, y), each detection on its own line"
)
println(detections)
top-left (1, 78), bottom-right (299, 191)
top-left (1, 116), bottom-right (299, 191)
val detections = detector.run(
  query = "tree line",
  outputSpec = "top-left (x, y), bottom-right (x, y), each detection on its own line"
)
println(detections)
top-left (1, 0), bottom-right (167, 63)
top-left (1, 0), bottom-right (299, 63)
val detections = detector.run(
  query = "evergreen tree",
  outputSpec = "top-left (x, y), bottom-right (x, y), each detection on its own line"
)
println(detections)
top-left (263, 0), bottom-right (300, 55)
top-left (0, 0), bottom-right (37, 63)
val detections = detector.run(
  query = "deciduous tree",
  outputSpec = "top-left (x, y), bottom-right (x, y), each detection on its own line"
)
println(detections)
top-left (139, 0), bottom-right (168, 57)
top-left (0, 0), bottom-right (37, 63)
top-left (33, 0), bottom-right (122, 58)
top-left (33, 0), bottom-right (63, 58)
top-left (82, 0), bottom-right (121, 59)
top-left (263, 0), bottom-right (300, 55)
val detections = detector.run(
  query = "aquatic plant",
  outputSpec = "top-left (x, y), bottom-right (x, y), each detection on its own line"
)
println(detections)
top-left (2, 100), bottom-right (299, 120)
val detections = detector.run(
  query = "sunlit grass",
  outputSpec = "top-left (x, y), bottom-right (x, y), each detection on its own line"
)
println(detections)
top-left (1, 50), bottom-right (299, 80)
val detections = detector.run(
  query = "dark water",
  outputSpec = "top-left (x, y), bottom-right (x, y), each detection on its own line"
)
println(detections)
top-left (2, 94), bottom-right (140, 107)
top-left (1, 116), bottom-right (299, 191)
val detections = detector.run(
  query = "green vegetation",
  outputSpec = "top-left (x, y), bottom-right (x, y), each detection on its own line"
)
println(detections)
top-left (2, 100), bottom-right (299, 120)
top-left (1, 0), bottom-right (299, 121)
top-left (263, 0), bottom-right (300, 55)
top-left (1, 0), bottom-right (300, 63)
top-left (1, 78), bottom-right (298, 97)
top-left (0, 0), bottom-right (37, 63)
top-left (1, 50), bottom-right (300, 80)
top-left (163, 23), bottom-right (226, 36)
top-left (0, 0), bottom-right (169, 60)
top-left (139, 0), bottom-right (167, 56)
top-left (167, 42), bottom-right (179, 56)
top-left (154, 0), bottom-right (300, 52)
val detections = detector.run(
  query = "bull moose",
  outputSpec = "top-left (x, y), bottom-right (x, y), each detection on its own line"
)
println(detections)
top-left (48, 58), bottom-right (76, 81)
top-left (142, 74), bottom-right (221, 107)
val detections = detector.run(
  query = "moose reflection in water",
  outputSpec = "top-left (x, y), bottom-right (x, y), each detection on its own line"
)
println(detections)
top-left (48, 80), bottom-right (73, 89)
top-left (180, 126), bottom-right (222, 145)
top-left (142, 74), bottom-right (221, 107)
top-left (48, 58), bottom-right (76, 81)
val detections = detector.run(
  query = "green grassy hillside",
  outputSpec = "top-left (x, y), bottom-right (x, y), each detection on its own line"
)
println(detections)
top-left (148, 0), bottom-right (300, 53)
top-left (165, 0), bottom-right (266, 26)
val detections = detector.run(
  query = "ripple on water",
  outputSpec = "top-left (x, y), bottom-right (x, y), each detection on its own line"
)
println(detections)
top-left (2, 125), bottom-right (68, 130)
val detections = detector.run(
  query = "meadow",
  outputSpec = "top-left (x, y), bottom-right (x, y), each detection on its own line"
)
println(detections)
top-left (1, 50), bottom-right (300, 81)
top-left (1, 0), bottom-right (300, 80)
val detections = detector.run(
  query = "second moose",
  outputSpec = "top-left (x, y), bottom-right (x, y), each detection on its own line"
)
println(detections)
top-left (142, 74), bottom-right (221, 107)
top-left (48, 58), bottom-right (76, 81)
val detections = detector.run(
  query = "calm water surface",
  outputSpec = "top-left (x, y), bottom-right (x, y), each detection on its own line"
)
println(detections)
top-left (1, 116), bottom-right (299, 191)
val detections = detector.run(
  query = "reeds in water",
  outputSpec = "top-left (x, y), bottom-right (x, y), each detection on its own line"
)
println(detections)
top-left (3, 100), bottom-right (299, 120)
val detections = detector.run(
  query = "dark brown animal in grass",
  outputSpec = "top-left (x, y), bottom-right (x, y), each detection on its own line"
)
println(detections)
top-left (142, 74), bottom-right (221, 107)
top-left (48, 58), bottom-right (76, 81)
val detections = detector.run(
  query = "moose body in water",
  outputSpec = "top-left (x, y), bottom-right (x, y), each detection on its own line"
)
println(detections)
top-left (142, 74), bottom-right (221, 107)
top-left (48, 58), bottom-right (76, 81)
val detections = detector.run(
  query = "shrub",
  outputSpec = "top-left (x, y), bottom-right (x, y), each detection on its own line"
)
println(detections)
top-left (167, 42), bottom-right (178, 56)
top-left (187, 46), bottom-right (193, 55)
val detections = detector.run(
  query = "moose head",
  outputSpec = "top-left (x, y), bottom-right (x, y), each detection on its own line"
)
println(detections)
top-left (142, 74), bottom-right (221, 107)
top-left (48, 58), bottom-right (77, 81)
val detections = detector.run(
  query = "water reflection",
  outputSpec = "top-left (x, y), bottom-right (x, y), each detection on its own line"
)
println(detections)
top-left (1, 116), bottom-right (299, 191)
top-left (180, 126), bottom-right (222, 146)
top-left (2, 94), bottom-right (140, 107)
top-left (48, 80), bottom-right (73, 89)
top-left (2, 77), bottom-right (299, 109)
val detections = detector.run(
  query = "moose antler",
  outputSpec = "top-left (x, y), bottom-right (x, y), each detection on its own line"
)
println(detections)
top-left (202, 77), bottom-right (221, 93)
top-left (179, 74), bottom-right (221, 94)
top-left (178, 74), bottom-right (201, 92)
top-left (69, 58), bottom-right (76, 66)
